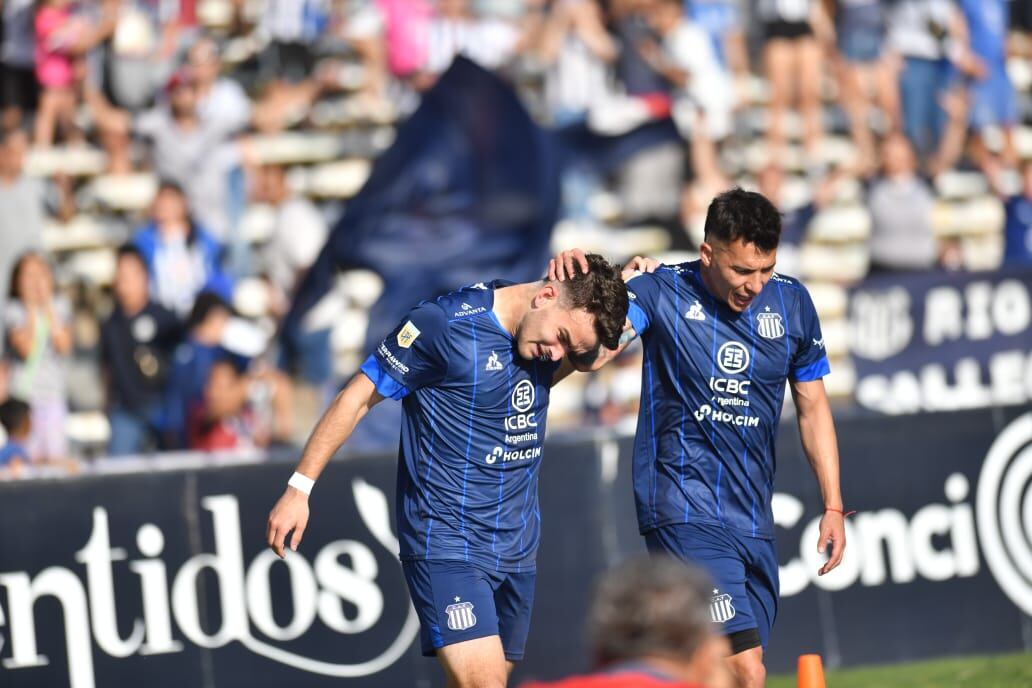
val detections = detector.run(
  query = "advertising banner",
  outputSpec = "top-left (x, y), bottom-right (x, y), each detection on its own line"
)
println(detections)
top-left (0, 409), bottom-right (1030, 686)
top-left (848, 266), bottom-right (1032, 414)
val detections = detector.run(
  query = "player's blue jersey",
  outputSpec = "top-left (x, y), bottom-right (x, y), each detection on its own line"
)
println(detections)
top-left (361, 281), bottom-right (559, 573)
top-left (626, 261), bottom-right (829, 540)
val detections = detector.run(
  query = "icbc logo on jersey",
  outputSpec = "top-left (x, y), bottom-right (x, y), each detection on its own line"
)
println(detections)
top-left (717, 341), bottom-right (750, 375)
top-left (505, 380), bottom-right (538, 431)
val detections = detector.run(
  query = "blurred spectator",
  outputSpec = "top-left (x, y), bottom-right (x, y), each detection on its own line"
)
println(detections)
top-left (583, 345), bottom-right (642, 432)
top-left (161, 291), bottom-right (235, 449)
top-left (101, 245), bottom-right (180, 456)
top-left (536, 0), bottom-right (616, 125)
top-left (251, 0), bottom-right (335, 132)
top-left (1, 0), bottom-right (38, 131)
top-left (259, 0), bottom-right (329, 85)
top-left (132, 181), bottom-right (229, 318)
top-left (421, 0), bottom-right (522, 83)
top-left (1013, 0), bottom-right (1032, 59)
top-left (189, 37), bottom-right (252, 135)
top-left (32, 0), bottom-right (119, 148)
top-left (686, 0), bottom-right (748, 78)
top-left (105, 2), bottom-right (162, 112)
top-left (756, 0), bottom-right (824, 156)
top-left (3, 251), bottom-right (72, 463)
top-left (959, 0), bottom-right (1019, 180)
top-left (1003, 160), bottom-right (1032, 265)
top-left (0, 130), bottom-right (45, 320)
top-left (254, 163), bottom-right (332, 392)
top-left (755, 162), bottom-right (843, 276)
top-left (336, 0), bottom-right (390, 105)
top-left (885, 0), bottom-right (980, 166)
top-left (187, 358), bottom-right (256, 450)
top-left (187, 357), bottom-right (294, 451)
top-left (0, 397), bottom-right (31, 478)
top-left (376, 0), bottom-right (434, 81)
top-left (822, 0), bottom-right (899, 174)
top-left (609, 0), bottom-right (670, 98)
top-left (642, 0), bottom-right (733, 185)
top-left (867, 133), bottom-right (938, 272)
top-left (135, 67), bottom-right (241, 238)
top-left (520, 556), bottom-right (732, 688)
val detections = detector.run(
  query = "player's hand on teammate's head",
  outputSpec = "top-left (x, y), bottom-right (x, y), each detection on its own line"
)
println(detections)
top-left (621, 255), bottom-right (660, 281)
top-left (817, 510), bottom-right (847, 576)
top-left (266, 488), bottom-right (311, 559)
top-left (548, 248), bottom-right (590, 282)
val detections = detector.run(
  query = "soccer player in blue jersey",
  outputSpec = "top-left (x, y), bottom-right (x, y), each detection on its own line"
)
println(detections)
top-left (553, 188), bottom-right (848, 688)
top-left (266, 254), bottom-right (628, 688)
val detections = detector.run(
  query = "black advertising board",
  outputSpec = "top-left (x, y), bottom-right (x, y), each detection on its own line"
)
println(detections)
top-left (1, 408), bottom-right (1030, 686)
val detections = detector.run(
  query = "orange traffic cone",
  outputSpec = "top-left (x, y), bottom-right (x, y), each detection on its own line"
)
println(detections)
top-left (797, 654), bottom-right (826, 688)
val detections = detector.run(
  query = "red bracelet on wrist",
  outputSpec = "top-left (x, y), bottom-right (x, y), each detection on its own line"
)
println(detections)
top-left (825, 507), bottom-right (857, 517)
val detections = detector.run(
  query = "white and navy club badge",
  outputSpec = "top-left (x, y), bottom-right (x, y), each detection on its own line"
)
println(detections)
top-left (710, 589), bottom-right (736, 623)
top-left (445, 597), bottom-right (477, 631)
top-left (757, 307), bottom-right (785, 339)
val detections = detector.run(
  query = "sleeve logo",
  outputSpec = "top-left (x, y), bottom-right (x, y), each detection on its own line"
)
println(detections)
top-left (396, 321), bottom-right (421, 348)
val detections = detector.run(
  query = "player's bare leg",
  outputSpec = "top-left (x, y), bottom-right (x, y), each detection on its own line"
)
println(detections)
top-left (725, 645), bottom-right (766, 688)
top-left (437, 635), bottom-right (511, 688)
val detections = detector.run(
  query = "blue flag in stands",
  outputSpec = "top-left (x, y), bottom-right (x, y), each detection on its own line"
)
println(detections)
top-left (283, 57), bottom-right (560, 450)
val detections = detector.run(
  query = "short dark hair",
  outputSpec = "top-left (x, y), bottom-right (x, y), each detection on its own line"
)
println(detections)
top-left (186, 291), bottom-right (232, 331)
top-left (589, 555), bottom-right (714, 667)
top-left (116, 243), bottom-right (146, 267)
top-left (703, 187), bottom-right (781, 253)
top-left (557, 254), bottom-right (629, 350)
top-left (0, 398), bottom-right (31, 435)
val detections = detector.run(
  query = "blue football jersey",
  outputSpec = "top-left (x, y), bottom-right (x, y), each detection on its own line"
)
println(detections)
top-left (361, 281), bottom-right (560, 572)
top-left (626, 261), bottom-right (830, 539)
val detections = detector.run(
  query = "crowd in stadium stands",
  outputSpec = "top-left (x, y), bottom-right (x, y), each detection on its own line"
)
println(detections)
top-left (0, 0), bottom-right (1031, 476)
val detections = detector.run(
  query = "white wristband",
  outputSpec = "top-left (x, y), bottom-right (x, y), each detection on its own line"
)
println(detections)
top-left (288, 472), bottom-right (315, 496)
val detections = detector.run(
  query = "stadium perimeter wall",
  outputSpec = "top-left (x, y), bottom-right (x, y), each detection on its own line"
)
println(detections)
top-left (0, 407), bottom-right (1030, 687)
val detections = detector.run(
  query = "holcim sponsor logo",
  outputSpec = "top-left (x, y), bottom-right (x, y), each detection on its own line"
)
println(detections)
top-left (0, 481), bottom-right (417, 688)
top-left (775, 413), bottom-right (1032, 615)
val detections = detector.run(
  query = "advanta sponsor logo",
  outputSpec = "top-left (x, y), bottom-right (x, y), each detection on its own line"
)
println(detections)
top-left (777, 413), bottom-right (1032, 616)
top-left (0, 482), bottom-right (419, 687)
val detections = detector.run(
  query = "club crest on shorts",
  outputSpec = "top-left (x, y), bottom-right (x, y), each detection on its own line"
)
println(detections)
top-left (710, 590), bottom-right (736, 623)
top-left (445, 599), bottom-right (477, 631)
top-left (397, 321), bottom-right (421, 348)
top-left (757, 309), bottom-right (784, 339)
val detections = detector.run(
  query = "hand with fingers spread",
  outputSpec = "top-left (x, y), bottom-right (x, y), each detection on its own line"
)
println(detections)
top-left (621, 255), bottom-right (660, 281)
top-left (817, 509), bottom-right (847, 576)
top-left (549, 249), bottom-right (660, 283)
top-left (548, 248), bottom-right (590, 282)
top-left (266, 486), bottom-right (310, 558)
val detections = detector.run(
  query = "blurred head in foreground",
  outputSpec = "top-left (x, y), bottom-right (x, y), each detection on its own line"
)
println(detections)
top-left (589, 556), bottom-right (732, 685)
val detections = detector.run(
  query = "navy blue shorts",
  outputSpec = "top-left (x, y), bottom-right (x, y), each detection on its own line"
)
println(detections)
top-left (645, 523), bottom-right (779, 650)
top-left (402, 559), bottom-right (536, 661)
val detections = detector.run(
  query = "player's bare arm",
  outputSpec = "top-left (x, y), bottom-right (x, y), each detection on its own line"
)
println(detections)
top-left (266, 373), bottom-right (384, 558)
top-left (790, 377), bottom-right (847, 576)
